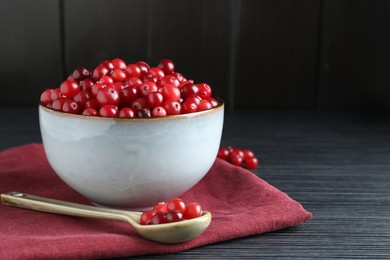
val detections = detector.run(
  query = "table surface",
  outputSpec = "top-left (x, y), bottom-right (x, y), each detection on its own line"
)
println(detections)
top-left (1, 107), bottom-right (389, 259)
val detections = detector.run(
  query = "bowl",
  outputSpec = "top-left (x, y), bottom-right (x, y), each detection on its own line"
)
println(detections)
top-left (39, 103), bottom-right (224, 210)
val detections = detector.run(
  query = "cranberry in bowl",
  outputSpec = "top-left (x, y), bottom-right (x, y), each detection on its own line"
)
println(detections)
top-left (39, 58), bottom-right (224, 210)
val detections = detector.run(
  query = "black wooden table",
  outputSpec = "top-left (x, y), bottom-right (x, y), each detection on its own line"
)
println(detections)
top-left (1, 107), bottom-right (389, 259)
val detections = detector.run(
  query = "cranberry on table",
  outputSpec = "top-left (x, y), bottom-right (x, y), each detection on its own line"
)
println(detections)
top-left (245, 157), bottom-right (259, 169)
top-left (218, 146), bottom-right (259, 169)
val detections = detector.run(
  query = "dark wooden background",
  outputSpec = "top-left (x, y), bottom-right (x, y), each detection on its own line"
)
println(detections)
top-left (1, 0), bottom-right (390, 109)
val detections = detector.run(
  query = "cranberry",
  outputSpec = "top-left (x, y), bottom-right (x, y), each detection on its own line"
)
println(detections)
top-left (162, 100), bottom-right (181, 115)
top-left (196, 83), bottom-right (212, 98)
top-left (180, 83), bottom-right (199, 99)
top-left (153, 202), bottom-right (168, 213)
top-left (126, 77), bottom-right (143, 88)
top-left (118, 107), bottom-right (135, 118)
top-left (96, 87), bottom-right (120, 106)
top-left (243, 149), bottom-right (255, 159)
top-left (85, 99), bottom-right (100, 110)
top-left (131, 97), bottom-right (148, 111)
top-left (167, 198), bottom-right (186, 214)
top-left (111, 58), bottom-right (126, 70)
top-left (181, 99), bottom-right (198, 114)
top-left (152, 106), bottom-right (167, 117)
top-left (172, 72), bottom-right (185, 82)
top-left (111, 69), bottom-right (127, 82)
top-left (79, 78), bottom-right (94, 91)
top-left (73, 91), bottom-right (91, 111)
top-left (72, 67), bottom-right (90, 82)
top-left (198, 99), bottom-right (213, 111)
top-left (50, 88), bottom-right (62, 101)
top-left (99, 75), bottom-right (114, 86)
top-left (166, 210), bottom-right (183, 223)
top-left (60, 80), bottom-right (80, 98)
top-left (230, 148), bottom-right (244, 158)
top-left (99, 105), bottom-right (118, 117)
top-left (141, 73), bottom-right (158, 83)
top-left (52, 97), bottom-right (67, 111)
top-left (230, 155), bottom-right (243, 167)
top-left (183, 202), bottom-right (202, 219)
top-left (100, 60), bottom-right (114, 70)
top-left (120, 86), bottom-right (139, 106)
top-left (217, 147), bottom-right (230, 161)
top-left (151, 212), bottom-right (168, 224)
top-left (125, 64), bottom-right (142, 78)
top-left (137, 108), bottom-right (152, 118)
top-left (146, 92), bottom-right (164, 108)
top-left (136, 61), bottom-right (150, 75)
top-left (158, 75), bottom-right (180, 88)
top-left (62, 99), bottom-right (79, 114)
top-left (82, 108), bottom-right (98, 116)
top-left (149, 67), bottom-right (165, 79)
top-left (158, 59), bottom-right (175, 75)
top-left (112, 82), bottom-right (125, 92)
top-left (206, 97), bottom-right (219, 107)
top-left (140, 210), bottom-right (155, 225)
top-left (91, 83), bottom-right (106, 97)
top-left (140, 81), bottom-right (158, 97)
top-left (40, 89), bottom-right (53, 106)
top-left (161, 84), bottom-right (180, 101)
top-left (92, 65), bottom-right (109, 81)
top-left (245, 157), bottom-right (259, 169)
top-left (185, 95), bottom-right (201, 106)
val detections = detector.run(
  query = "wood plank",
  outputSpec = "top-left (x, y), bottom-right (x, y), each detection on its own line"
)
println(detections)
top-left (0, 0), bottom-right (63, 105)
top-left (235, 0), bottom-right (320, 109)
top-left (150, 0), bottom-right (232, 106)
top-left (63, 0), bottom-right (147, 74)
top-left (318, 0), bottom-right (390, 109)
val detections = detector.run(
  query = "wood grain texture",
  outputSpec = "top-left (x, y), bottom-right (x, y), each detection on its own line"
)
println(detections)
top-left (318, 0), bottom-right (390, 109)
top-left (1, 107), bottom-right (389, 259)
top-left (150, 0), bottom-right (232, 105)
top-left (0, 0), bottom-right (63, 105)
top-left (235, 0), bottom-right (321, 109)
top-left (63, 0), bottom-right (147, 74)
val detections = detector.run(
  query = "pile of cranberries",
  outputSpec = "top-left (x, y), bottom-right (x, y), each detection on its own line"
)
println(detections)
top-left (217, 147), bottom-right (259, 169)
top-left (140, 198), bottom-right (203, 225)
top-left (40, 58), bottom-right (220, 118)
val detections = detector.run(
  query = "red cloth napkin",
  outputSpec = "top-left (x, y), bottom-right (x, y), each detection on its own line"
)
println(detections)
top-left (0, 144), bottom-right (312, 259)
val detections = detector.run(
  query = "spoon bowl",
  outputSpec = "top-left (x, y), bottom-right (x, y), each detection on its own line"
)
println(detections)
top-left (1, 192), bottom-right (212, 244)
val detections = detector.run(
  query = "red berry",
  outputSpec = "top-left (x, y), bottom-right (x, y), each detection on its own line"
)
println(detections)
top-left (96, 87), bottom-right (120, 106)
top-left (146, 92), bottom-right (164, 108)
top-left (137, 108), bottom-right (152, 118)
top-left (162, 100), bottom-right (181, 115)
top-left (82, 108), bottom-right (98, 116)
top-left (60, 80), bottom-right (80, 98)
top-left (172, 72), bottom-right (185, 82)
top-left (62, 99), bottom-right (79, 114)
top-left (100, 60), bottom-right (114, 70)
top-left (85, 99), bottom-right (100, 110)
top-left (230, 155), bottom-right (243, 167)
top-left (140, 210), bottom-right (155, 225)
top-left (125, 64), bottom-right (142, 78)
top-left (50, 88), bottom-right (62, 101)
top-left (40, 89), bottom-right (53, 106)
top-left (180, 83), bottom-right (199, 99)
top-left (111, 69), bottom-right (127, 82)
top-left (181, 99), bottom-right (198, 114)
top-left (185, 95), bottom-right (201, 106)
top-left (73, 91), bottom-right (91, 111)
top-left (196, 83), bottom-right (212, 98)
top-left (230, 148), bottom-right (244, 158)
top-left (92, 65), bottom-right (109, 81)
top-left (51, 97), bottom-right (67, 111)
top-left (166, 210), bottom-right (183, 223)
top-left (183, 202), bottom-right (202, 219)
top-left (112, 82), bottom-right (125, 92)
top-left (72, 67), bottom-right (90, 82)
top-left (161, 84), bottom-right (180, 101)
top-left (243, 149), bottom-right (255, 159)
top-left (198, 99), bottom-right (213, 111)
top-left (118, 107), bottom-right (135, 118)
top-left (158, 75), bottom-right (180, 88)
top-left (91, 83), bottom-right (106, 97)
top-left (153, 202), bottom-right (168, 213)
top-left (79, 78), bottom-right (94, 91)
top-left (141, 73), bottom-right (158, 83)
top-left (152, 106), bottom-right (167, 117)
top-left (120, 86), bottom-right (139, 106)
top-left (158, 59), bottom-right (175, 75)
top-left (99, 105), bottom-right (118, 117)
top-left (206, 97), bottom-right (219, 107)
top-left (149, 67), bottom-right (165, 79)
top-left (140, 81), bottom-right (158, 97)
top-left (112, 58), bottom-right (126, 70)
top-left (217, 147), bottom-right (230, 161)
top-left (167, 198), bottom-right (186, 214)
top-left (136, 61), bottom-right (150, 75)
top-left (131, 97), bottom-right (148, 111)
top-left (126, 77), bottom-right (143, 88)
top-left (151, 212), bottom-right (168, 225)
top-left (99, 75), bottom-right (114, 86)
top-left (245, 157), bottom-right (259, 169)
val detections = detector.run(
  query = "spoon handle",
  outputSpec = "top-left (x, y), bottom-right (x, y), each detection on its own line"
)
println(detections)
top-left (1, 192), bottom-right (139, 225)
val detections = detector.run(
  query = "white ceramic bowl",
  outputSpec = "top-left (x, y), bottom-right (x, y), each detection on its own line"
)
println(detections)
top-left (39, 103), bottom-right (224, 210)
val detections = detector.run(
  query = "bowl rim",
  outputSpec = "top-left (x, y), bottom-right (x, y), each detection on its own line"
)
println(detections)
top-left (39, 98), bottom-right (224, 122)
